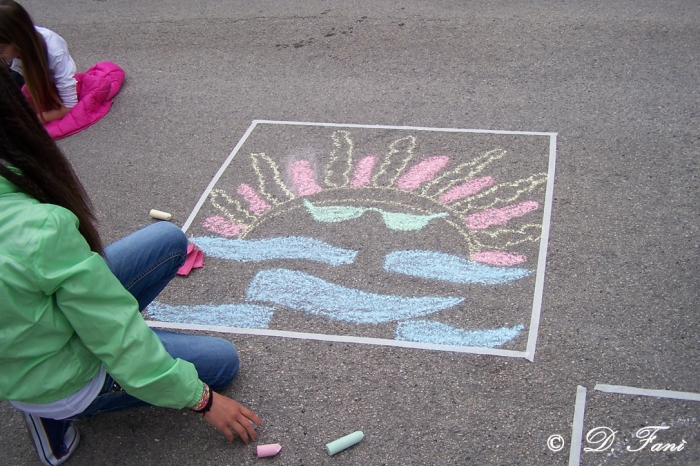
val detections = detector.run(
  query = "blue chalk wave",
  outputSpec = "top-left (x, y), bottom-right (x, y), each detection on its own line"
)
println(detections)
top-left (190, 236), bottom-right (358, 265)
top-left (147, 301), bottom-right (275, 328)
top-left (396, 320), bottom-right (524, 348)
top-left (384, 250), bottom-right (533, 284)
top-left (246, 268), bottom-right (464, 324)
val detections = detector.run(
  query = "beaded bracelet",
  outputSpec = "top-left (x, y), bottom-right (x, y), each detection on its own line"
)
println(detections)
top-left (191, 383), bottom-right (212, 414)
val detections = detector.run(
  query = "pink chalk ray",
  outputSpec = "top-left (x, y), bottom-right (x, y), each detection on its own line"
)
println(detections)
top-left (439, 176), bottom-right (495, 204)
top-left (237, 183), bottom-right (271, 216)
top-left (203, 216), bottom-right (247, 238)
top-left (465, 201), bottom-right (539, 230)
top-left (397, 156), bottom-right (450, 191)
top-left (291, 160), bottom-right (322, 196)
top-left (470, 251), bottom-right (526, 266)
top-left (350, 155), bottom-right (378, 188)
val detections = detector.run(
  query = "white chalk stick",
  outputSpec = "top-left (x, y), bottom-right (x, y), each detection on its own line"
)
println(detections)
top-left (149, 209), bottom-right (172, 221)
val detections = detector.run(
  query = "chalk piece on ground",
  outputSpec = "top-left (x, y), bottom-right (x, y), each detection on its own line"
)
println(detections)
top-left (325, 431), bottom-right (364, 456)
top-left (149, 209), bottom-right (172, 221)
top-left (257, 443), bottom-right (282, 458)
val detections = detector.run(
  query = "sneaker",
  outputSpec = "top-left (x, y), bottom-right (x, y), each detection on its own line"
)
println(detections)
top-left (21, 412), bottom-right (80, 466)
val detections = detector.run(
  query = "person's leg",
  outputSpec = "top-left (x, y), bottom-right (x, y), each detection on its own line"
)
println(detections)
top-left (20, 413), bottom-right (79, 466)
top-left (103, 222), bottom-right (188, 310)
top-left (153, 329), bottom-right (240, 391)
top-left (77, 330), bottom-right (240, 417)
top-left (102, 221), bottom-right (238, 389)
top-left (73, 375), bottom-right (149, 417)
top-left (72, 225), bottom-right (238, 412)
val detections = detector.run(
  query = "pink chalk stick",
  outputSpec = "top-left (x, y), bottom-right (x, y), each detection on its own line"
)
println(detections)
top-left (350, 155), bottom-right (378, 188)
top-left (237, 183), bottom-right (271, 216)
top-left (464, 201), bottom-right (539, 230)
top-left (396, 156), bottom-right (450, 191)
top-left (291, 160), bottom-right (322, 196)
top-left (257, 443), bottom-right (282, 458)
top-left (438, 176), bottom-right (495, 204)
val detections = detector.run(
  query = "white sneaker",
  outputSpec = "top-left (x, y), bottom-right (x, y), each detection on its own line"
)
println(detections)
top-left (21, 412), bottom-right (80, 466)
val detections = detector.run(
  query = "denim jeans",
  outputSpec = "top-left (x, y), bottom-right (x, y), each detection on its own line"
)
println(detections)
top-left (74, 221), bottom-right (240, 417)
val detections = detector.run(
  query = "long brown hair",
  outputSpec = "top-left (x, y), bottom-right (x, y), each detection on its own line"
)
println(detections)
top-left (0, 64), bottom-right (103, 254)
top-left (0, 0), bottom-right (62, 117)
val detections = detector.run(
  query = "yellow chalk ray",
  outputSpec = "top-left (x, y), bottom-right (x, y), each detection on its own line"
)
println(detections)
top-left (209, 189), bottom-right (255, 223)
top-left (452, 173), bottom-right (548, 214)
top-left (251, 152), bottom-right (295, 205)
top-left (472, 224), bottom-right (542, 249)
top-left (371, 135), bottom-right (417, 188)
top-left (324, 130), bottom-right (355, 189)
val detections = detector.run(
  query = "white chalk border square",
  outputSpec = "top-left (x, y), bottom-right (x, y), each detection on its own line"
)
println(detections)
top-left (148, 120), bottom-right (558, 361)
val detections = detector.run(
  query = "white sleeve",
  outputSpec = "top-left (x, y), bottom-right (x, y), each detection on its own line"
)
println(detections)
top-left (10, 58), bottom-right (23, 75)
top-left (38, 27), bottom-right (78, 108)
top-left (51, 52), bottom-right (78, 108)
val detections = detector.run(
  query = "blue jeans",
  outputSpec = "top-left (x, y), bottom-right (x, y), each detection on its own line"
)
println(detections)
top-left (78, 222), bottom-right (240, 417)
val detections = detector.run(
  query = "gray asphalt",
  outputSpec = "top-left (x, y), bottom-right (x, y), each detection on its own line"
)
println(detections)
top-left (1, 1), bottom-right (698, 465)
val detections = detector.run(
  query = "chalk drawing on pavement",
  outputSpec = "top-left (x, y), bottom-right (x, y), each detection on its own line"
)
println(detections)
top-left (148, 122), bottom-right (557, 358)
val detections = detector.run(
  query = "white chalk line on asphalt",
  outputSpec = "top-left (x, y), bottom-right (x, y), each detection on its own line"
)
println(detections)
top-left (569, 385), bottom-right (588, 466)
top-left (146, 320), bottom-right (528, 357)
top-left (594, 384), bottom-right (700, 402)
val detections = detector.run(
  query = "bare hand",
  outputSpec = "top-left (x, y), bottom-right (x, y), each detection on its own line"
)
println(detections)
top-left (202, 392), bottom-right (262, 444)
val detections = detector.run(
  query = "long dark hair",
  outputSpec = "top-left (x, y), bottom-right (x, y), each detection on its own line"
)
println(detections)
top-left (0, 0), bottom-right (62, 118)
top-left (0, 64), bottom-right (103, 254)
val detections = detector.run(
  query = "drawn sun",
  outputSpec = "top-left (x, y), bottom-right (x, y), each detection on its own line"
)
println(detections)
top-left (148, 129), bottom-right (548, 349)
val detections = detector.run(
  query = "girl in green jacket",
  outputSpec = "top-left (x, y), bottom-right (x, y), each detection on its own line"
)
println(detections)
top-left (0, 65), bottom-right (261, 466)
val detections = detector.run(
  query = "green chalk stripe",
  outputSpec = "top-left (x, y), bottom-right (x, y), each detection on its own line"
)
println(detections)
top-left (325, 430), bottom-right (364, 455)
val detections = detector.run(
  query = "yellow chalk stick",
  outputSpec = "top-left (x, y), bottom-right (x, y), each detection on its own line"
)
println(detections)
top-left (149, 209), bottom-right (172, 221)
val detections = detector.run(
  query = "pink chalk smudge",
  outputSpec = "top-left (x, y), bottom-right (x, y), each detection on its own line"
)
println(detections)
top-left (438, 176), bottom-right (496, 204)
top-left (291, 160), bottom-right (322, 196)
top-left (350, 155), bottom-right (378, 188)
top-left (203, 216), bottom-right (247, 237)
top-left (471, 251), bottom-right (526, 266)
top-left (396, 156), bottom-right (450, 191)
top-left (237, 183), bottom-right (271, 216)
top-left (465, 201), bottom-right (539, 229)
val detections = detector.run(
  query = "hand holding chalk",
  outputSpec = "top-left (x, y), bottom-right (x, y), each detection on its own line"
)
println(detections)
top-left (202, 392), bottom-right (262, 444)
top-left (149, 209), bottom-right (172, 221)
top-left (326, 431), bottom-right (364, 455)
